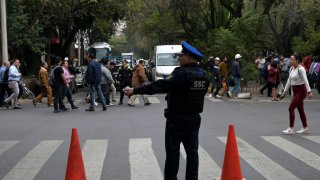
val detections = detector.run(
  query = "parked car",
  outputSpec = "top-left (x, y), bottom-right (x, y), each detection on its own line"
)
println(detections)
top-left (75, 66), bottom-right (87, 87)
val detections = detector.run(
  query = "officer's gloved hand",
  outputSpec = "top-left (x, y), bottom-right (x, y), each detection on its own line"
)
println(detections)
top-left (123, 86), bottom-right (134, 96)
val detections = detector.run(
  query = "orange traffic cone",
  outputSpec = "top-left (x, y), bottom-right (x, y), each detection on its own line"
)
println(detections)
top-left (216, 124), bottom-right (245, 180)
top-left (65, 128), bottom-right (86, 180)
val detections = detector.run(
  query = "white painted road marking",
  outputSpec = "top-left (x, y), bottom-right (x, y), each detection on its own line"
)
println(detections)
top-left (180, 144), bottom-right (221, 179)
top-left (129, 138), bottom-right (163, 180)
top-left (0, 141), bottom-right (18, 157)
top-left (218, 137), bottom-right (299, 180)
top-left (82, 139), bottom-right (108, 180)
top-left (303, 136), bottom-right (320, 144)
top-left (3, 140), bottom-right (63, 180)
top-left (262, 136), bottom-right (320, 171)
top-left (205, 96), bottom-right (223, 102)
top-left (148, 97), bottom-right (161, 104)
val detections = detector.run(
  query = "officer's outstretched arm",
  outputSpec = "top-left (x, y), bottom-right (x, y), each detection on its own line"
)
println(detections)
top-left (133, 68), bottom-right (188, 95)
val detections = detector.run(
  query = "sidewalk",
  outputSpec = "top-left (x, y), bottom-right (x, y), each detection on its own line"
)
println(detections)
top-left (231, 90), bottom-right (320, 102)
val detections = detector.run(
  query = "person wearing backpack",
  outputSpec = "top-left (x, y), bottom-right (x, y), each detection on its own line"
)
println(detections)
top-left (281, 54), bottom-right (313, 134)
top-left (314, 56), bottom-right (320, 94)
top-left (0, 61), bottom-right (11, 108)
top-left (52, 57), bottom-right (68, 113)
top-left (259, 56), bottom-right (272, 96)
top-left (309, 57), bottom-right (319, 89)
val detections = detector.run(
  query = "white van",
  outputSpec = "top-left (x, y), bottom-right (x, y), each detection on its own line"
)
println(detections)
top-left (151, 45), bottom-right (182, 81)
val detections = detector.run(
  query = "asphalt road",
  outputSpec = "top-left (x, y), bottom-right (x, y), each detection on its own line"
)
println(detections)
top-left (0, 91), bottom-right (320, 180)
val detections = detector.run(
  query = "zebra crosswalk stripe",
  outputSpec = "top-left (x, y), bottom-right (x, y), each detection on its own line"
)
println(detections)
top-left (180, 144), bottom-right (221, 179)
top-left (218, 137), bottom-right (299, 180)
top-left (0, 141), bottom-right (18, 157)
top-left (205, 96), bottom-right (223, 102)
top-left (3, 140), bottom-right (63, 180)
top-left (303, 136), bottom-right (320, 144)
top-left (262, 136), bottom-right (320, 172)
top-left (82, 139), bottom-right (108, 180)
top-left (129, 138), bottom-right (163, 180)
top-left (147, 97), bottom-right (161, 103)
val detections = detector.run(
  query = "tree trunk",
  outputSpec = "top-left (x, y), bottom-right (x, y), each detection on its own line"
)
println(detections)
top-left (209, 0), bottom-right (216, 29)
top-left (61, 28), bottom-right (78, 58)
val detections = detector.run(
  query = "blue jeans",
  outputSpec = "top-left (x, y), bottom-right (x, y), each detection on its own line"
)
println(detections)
top-left (231, 77), bottom-right (241, 96)
top-left (89, 83), bottom-right (106, 109)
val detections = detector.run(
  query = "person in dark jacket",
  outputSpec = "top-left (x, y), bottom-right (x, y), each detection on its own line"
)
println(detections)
top-left (85, 48), bottom-right (107, 111)
top-left (231, 54), bottom-right (242, 97)
top-left (118, 60), bottom-right (132, 105)
top-left (0, 61), bottom-right (11, 108)
top-left (260, 56), bottom-right (273, 97)
top-left (52, 57), bottom-right (68, 113)
top-left (125, 41), bottom-right (209, 180)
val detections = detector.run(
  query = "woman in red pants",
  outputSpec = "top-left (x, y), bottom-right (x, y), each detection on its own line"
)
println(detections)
top-left (281, 54), bottom-right (313, 134)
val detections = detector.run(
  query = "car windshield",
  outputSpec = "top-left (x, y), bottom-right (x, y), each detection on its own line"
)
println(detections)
top-left (157, 53), bottom-right (179, 66)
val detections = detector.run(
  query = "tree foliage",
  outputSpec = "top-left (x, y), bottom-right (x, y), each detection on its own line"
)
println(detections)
top-left (7, 0), bottom-right (126, 59)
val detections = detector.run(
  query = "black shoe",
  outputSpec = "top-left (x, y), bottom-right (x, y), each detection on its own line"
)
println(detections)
top-left (53, 110), bottom-right (60, 113)
top-left (259, 90), bottom-right (264, 95)
top-left (32, 99), bottom-right (37, 107)
top-left (2, 101), bottom-right (9, 108)
top-left (60, 108), bottom-right (69, 112)
top-left (71, 106), bottom-right (79, 110)
top-left (102, 106), bottom-right (107, 111)
top-left (13, 106), bottom-right (23, 109)
top-left (144, 102), bottom-right (151, 106)
top-left (118, 102), bottom-right (123, 105)
top-left (112, 100), bottom-right (117, 102)
top-left (85, 108), bottom-right (95, 111)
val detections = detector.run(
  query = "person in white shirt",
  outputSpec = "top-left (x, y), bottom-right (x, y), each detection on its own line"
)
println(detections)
top-left (281, 54), bottom-right (313, 134)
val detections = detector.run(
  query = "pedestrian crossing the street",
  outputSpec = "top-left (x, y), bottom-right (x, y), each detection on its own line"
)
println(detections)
top-left (1, 136), bottom-right (320, 179)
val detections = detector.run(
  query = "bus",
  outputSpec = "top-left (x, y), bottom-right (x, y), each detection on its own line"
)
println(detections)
top-left (121, 52), bottom-right (134, 67)
top-left (91, 42), bottom-right (112, 61)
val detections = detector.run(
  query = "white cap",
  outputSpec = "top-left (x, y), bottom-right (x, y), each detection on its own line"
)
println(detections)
top-left (64, 57), bottom-right (69, 61)
top-left (235, 54), bottom-right (242, 59)
top-left (214, 57), bottom-right (220, 61)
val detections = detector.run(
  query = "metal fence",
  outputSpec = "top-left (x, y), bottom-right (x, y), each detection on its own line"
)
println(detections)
top-left (241, 80), bottom-right (264, 93)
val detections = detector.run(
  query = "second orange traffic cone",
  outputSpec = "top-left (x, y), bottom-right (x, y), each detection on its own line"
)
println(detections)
top-left (65, 128), bottom-right (86, 180)
top-left (216, 124), bottom-right (245, 180)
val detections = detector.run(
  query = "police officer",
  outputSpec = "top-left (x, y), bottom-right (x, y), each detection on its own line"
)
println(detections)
top-left (125, 41), bottom-right (209, 180)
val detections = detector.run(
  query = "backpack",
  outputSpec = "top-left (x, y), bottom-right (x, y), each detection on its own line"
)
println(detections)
top-left (313, 63), bottom-right (320, 75)
top-left (48, 66), bottom-right (58, 86)
top-left (261, 62), bottom-right (269, 78)
top-left (3, 68), bottom-right (9, 82)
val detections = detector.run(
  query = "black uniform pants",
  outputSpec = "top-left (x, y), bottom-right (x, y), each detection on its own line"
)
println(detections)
top-left (164, 113), bottom-right (201, 180)
top-left (53, 84), bottom-right (66, 111)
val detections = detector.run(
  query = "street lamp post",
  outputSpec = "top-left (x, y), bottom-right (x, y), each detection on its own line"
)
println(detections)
top-left (1, 0), bottom-right (8, 63)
